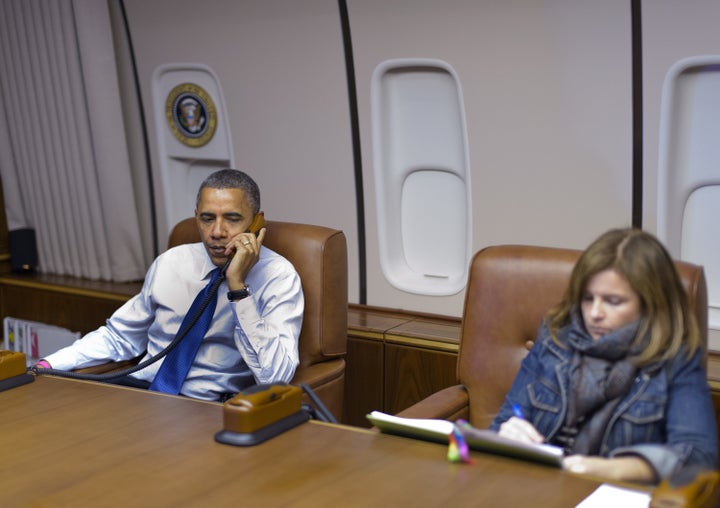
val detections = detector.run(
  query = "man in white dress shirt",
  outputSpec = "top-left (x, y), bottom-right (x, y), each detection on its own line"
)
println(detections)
top-left (39, 169), bottom-right (304, 401)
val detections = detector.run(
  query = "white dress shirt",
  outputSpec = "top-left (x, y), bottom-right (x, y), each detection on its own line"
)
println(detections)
top-left (45, 243), bottom-right (304, 401)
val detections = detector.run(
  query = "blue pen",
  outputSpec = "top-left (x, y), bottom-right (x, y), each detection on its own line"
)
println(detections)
top-left (512, 403), bottom-right (525, 419)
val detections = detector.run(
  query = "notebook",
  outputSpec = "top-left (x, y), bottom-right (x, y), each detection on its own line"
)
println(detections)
top-left (366, 410), bottom-right (564, 467)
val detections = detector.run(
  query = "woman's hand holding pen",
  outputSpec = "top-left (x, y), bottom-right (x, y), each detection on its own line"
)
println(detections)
top-left (497, 404), bottom-right (545, 444)
top-left (498, 404), bottom-right (655, 483)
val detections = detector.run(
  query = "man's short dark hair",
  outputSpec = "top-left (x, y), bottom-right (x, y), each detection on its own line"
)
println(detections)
top-left (197, 169), bottom-right (261, 214)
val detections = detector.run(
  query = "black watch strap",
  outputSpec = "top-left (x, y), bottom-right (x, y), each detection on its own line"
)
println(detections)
top-left (227, 286), bottom-right (251, 302)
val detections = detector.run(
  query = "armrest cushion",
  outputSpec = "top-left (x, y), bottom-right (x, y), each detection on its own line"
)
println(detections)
top-left (73, 357), bottom-right (141, 375)
top-left (290, 358), bottom-right (345, 388)
top-left (395, 384), bottom-right (469, 421)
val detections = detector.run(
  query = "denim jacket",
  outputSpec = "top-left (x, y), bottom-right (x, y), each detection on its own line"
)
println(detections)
top-left (490, 320), bottom-right (718, 480)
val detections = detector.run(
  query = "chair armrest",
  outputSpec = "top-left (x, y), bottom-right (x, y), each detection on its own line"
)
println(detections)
top-left (290, 359), bottom-right (345, 389)
top-left (395, 385), bottom-right (469, 421)
top-left (651, 467), bottom-right (720, 508)
top-left (290, 359), bottom-right (345, 422)
top-left (73, 358), bottom-right (141, 375)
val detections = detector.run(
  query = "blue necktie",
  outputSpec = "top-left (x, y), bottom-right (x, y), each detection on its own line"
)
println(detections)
top-left (150, 268), bottom-right (222, 394)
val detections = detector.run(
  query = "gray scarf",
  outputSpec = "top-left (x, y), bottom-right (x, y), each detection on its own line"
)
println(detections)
top-left (555, 309), bottom-right (643, 455)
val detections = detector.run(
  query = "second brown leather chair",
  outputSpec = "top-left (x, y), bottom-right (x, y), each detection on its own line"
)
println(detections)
top-left (397, 244), bottom-right (708, 429)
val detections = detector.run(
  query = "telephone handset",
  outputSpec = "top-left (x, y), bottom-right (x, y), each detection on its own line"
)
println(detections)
top-left (247, 212), bottom-right (265, 236)
top-left (221, 212), bottom-right (266, 275)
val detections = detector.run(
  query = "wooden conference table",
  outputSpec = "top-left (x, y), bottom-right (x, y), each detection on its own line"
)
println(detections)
top-left (1, 376), bottom-right (609, 507)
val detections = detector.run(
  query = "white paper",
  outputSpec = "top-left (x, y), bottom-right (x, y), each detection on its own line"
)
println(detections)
top-left (575, 484), bottom-right (650, 508)
top-left (367, 410), bottom-right (455, 434)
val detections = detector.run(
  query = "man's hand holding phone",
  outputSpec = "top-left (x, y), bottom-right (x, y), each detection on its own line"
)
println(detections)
top-left (224, 226), bottom-right (266, 291)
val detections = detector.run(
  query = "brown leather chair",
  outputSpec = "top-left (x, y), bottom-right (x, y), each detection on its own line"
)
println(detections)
top-left (396, 244), bottom-right (708, 429)
top-left (166, 218), bottom-right (348, 419)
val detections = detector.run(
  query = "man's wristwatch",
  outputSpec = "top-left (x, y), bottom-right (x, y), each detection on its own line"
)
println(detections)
top-left (227, 285), bottom-right (251, 302)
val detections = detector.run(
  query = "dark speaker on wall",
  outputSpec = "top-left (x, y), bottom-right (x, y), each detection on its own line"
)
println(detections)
top-left (9, 228), bottom-right (38, 273)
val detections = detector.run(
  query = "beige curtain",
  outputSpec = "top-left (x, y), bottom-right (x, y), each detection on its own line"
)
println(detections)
top-left (0, 0), bottom-right (146, 281)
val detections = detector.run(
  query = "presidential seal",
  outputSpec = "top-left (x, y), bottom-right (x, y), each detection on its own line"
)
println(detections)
top-left (165, 83), bottom-right (217, 147)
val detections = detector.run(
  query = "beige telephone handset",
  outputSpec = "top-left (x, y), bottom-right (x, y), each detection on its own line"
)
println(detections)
top-left (247, 212), bottom-right (265, 236)
top-left (221, 212), bottom-right (265, 275)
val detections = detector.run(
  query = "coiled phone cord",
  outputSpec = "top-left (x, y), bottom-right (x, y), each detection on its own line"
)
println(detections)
top-left (28, 264), bottom-right (228, 382)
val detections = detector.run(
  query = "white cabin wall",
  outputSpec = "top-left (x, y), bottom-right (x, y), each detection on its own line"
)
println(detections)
top-left (642, 0), bottom-right (720, 233)
top-left (121, 0), bottom-right (361, 301)
top-left (119, 0), bottom-right (636, 317)
top-left (349, 0), bottom-right (633, 316)
top-left (642, 0), bottom-right (720, 350)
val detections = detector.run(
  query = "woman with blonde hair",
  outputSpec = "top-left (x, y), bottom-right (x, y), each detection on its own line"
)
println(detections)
top-left (492, 228), bottom-right (717, 483)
